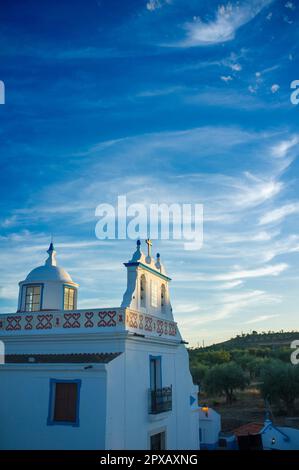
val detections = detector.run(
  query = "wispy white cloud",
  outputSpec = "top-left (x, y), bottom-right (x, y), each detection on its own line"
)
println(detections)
top-left (174, 302), bottom-right (201, 314)
top-left (178, 289), bottom-right (281, 328)
top-left (220, 290), bottom-right (258, 305)
top-left (248, 84), bottom-right (258, 93)
top-left (217, 280), bottom-right (244, 289)
top-left (222, 52), bottom-right (244, 71)
top-left (285, 1), bottom-right (295, 10)
top-left (0, 215), bottom-right (18, 228)
top-left (283, 15), bottom-right (293, 24)
top-left (271, 83), bottom-right (280, 93)
top-left (259, 203), bottom-right (299, 225)
top-left (175, 50), bottom-right (246, 73)
top-left (220, 75), bottom-right (233, 82)
top-left (197, 263), bottom-right (288, 282)
top-left (247, 64), bottom-right (281, 94)
top-left (187, 87), bottom-right (285, 110)
top-left (271, 136), bottom-right (298, 158)
top-left (245, 314), bottom-right (280, 324)
top-left (232, 172), bottom-right (283, 209)
top-left (206, 229), bottom-right (278, 244)
top-left (259, 235), bottom-right (299, 262)
top-left (230, 63), bottom-right (242, 71)
top-left (178, 1), bottom-right (272, 47)
top-left (136, 85), bottom-right (183, 97)
top-left (146, 0), bottom-right (172, 11)
top-left (0, 285), bottom-right (19, 301)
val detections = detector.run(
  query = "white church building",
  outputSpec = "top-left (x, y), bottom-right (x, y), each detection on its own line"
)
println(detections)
top-left (0, 240), bottom-right (199, 450)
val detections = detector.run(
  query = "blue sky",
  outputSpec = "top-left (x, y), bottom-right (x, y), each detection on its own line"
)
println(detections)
top-left (0, 0), bottom-right (299, 346)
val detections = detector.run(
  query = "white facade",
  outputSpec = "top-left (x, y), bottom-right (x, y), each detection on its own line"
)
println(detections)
top-left (0, 240), bottom-right (199, 450)
top-left (198, 406), bottom-right (221, 449)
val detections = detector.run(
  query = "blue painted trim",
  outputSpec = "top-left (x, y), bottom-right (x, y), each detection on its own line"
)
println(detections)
top-left (190, 395), bottom-right (196, 406)
top-left (62, 283), bottom-right (77, 310)
top-left (149, 355), bottom-right (162, 390)
top-left (22, 283), bottom-right (44, 312)
top-left (47, 378), bottom-right (81, 427)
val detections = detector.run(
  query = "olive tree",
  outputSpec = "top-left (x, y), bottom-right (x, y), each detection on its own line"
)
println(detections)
top-left (203, 362), bottom-right (249, 404)
top-left (260, 361), bottom-right (299, 415)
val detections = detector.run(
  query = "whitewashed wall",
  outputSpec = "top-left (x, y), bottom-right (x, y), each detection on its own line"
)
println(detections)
top-left (198, 408), bottom-right (221, 449)
top-left (0, 366), bottom-right (107, 450)
top-left (106, 338), bottom-right (199, 450)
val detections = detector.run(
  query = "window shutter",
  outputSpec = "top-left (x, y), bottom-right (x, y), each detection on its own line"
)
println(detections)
top-left (53, 382), bottom-right (78, 423)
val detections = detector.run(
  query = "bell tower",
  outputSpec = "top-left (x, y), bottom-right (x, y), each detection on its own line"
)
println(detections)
top-left (121, 240), bottom-right (173, 320)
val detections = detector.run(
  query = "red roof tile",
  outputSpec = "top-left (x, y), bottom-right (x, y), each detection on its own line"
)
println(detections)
top-left (233, 422), bottom-right (264, 436)
top-left (4, 353), bottom-right (121, 364)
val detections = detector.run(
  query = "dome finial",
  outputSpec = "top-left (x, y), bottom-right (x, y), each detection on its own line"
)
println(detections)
top-left (46, 241), bottom-right (57, 267)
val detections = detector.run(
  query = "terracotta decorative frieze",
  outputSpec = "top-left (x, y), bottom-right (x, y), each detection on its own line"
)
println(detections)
top-left (125, 310), bottom-right (177, 337)
top-left (0, 309), bottom-right (123, 333)
top-left (0, 308), bottom-right (178, 338)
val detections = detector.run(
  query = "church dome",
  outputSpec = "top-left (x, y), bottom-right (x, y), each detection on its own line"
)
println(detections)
top-left (24, 242), bottom-right (74, 283)
top-left (25, 264), bottom-right (73, 283)
top-left (17, 242), bottom-right (78, 313)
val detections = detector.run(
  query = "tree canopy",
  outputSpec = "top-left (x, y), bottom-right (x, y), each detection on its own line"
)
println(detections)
top-left (260, 361), bottom-right (299, 414)
top-left (203, 362), bottom-right (249, 404)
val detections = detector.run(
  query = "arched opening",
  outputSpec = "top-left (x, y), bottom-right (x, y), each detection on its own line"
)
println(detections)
top-left (161, 284), bottom-right (166, 312)
top-left (140, 274), bottom-right (146, 308)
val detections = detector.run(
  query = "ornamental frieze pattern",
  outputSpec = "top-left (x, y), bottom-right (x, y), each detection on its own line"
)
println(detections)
top-left (1, 310), bottom-right (121, 331)
top-left (125, 311), bottom-right (177, 337)
top-left (0, 309), bottom-right (177, 337)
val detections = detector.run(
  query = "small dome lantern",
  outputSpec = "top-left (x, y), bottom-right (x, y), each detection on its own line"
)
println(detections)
top-left (17, 243), bottom-right (79, 313)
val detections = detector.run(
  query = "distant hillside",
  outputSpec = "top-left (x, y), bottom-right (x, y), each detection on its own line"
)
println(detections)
top-left (199, 331), bottom-right (299, 351)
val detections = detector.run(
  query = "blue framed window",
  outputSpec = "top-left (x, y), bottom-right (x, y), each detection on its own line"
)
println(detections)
top-left (47, 379), bottom-right (81, 427)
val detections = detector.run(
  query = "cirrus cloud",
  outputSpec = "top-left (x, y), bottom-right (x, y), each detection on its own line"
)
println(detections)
top-left (197, 263), bottom-right (288, 282)
top-left (179, 1), bottom-right (273, 47)
top-left (259, 203), bottom-right (299, 225)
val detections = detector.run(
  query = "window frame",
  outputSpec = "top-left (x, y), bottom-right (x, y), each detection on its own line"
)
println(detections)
top-left (23, 283), bottom-right (43, 312)
top-left (63, 284), bottom-right (76, 311)
top-left (47, 379), bottom-right (81, 427)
